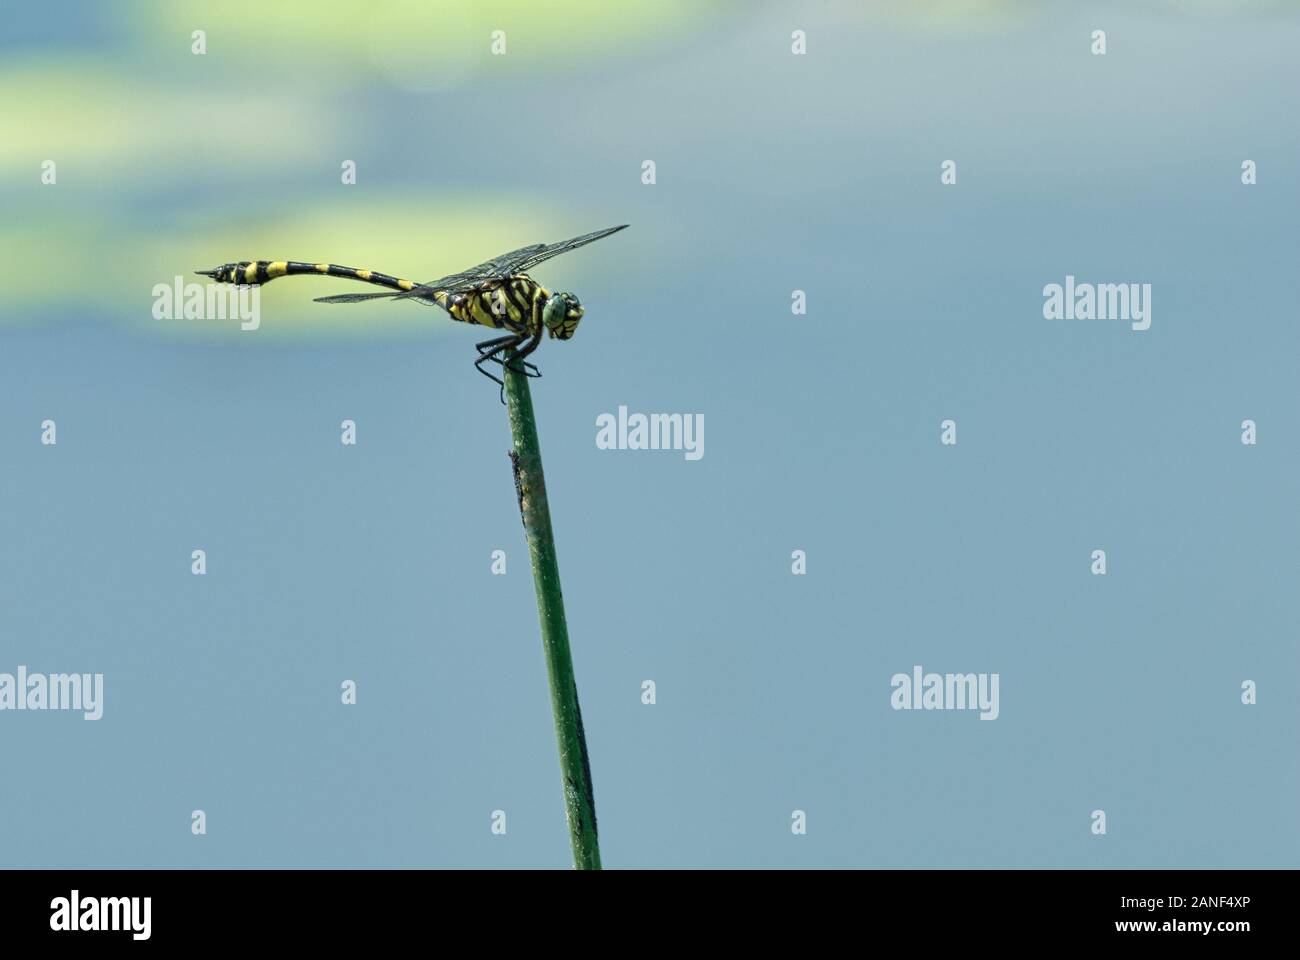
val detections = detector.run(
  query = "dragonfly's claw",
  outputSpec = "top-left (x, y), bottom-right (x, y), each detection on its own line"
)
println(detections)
top-left (501, 358), bottom-right (542, 378)
top-left (472, 334), bottom-right (541, 406)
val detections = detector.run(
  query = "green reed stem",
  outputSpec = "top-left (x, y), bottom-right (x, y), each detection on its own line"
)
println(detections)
top-left (503, 350), bottom-right (601, 870)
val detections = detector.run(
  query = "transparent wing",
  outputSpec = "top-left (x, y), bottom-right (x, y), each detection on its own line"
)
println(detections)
top-left (504, 223), bottom-right (629, 276)
top-left (314, 225), bottom-right (629, 307)
top-left (412, 224), bottom-right (629, 295)
top-left (315, 288), bottom-right (447, 308)
top-left (314, 292), bottom-right (405, 304)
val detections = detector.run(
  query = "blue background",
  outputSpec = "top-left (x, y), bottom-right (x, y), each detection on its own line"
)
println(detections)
top-left (1, 0), bottom-right (1296, 868)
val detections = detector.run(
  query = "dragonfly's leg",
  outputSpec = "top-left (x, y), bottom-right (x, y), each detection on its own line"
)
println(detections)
top-left (503, 331), bottom-right (543, 378)
top-left (475, 364), bottom-right (504, 388)
top-left (481, 351), bottom-right (538, 372)
top-left (478, 334), bottom-right (540, 377)
top-left (476, 334), bottom-right (517, 355)
top-left (496, 356), bottom-right (541, 378)
top-left (511, 335), bottom-right (541, 362)
top-left (474, 334), bottom-right (526, 402)
top-left (474, 343), bottom-right (514, 386)
top-left (480, 337), bottom-right (541, 378)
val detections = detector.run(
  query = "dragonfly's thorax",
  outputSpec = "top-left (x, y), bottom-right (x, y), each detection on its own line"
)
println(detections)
top-left (436, 274), bottom-right (550, 334)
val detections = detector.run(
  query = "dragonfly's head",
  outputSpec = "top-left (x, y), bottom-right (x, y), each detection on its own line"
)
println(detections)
top-left (543, 291), bottom-right (583, 340)
top-left (196, 262), bottom-right (245, 284)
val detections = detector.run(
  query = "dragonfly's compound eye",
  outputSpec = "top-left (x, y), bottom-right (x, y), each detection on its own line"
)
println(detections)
top-left (554, 295), bottom-right (582, 340)
top-left (542, 291), bottom-right (591, 338)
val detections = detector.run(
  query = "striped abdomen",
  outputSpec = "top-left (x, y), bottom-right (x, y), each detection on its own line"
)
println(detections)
top-left (213, 260), bottom-right (421, 293)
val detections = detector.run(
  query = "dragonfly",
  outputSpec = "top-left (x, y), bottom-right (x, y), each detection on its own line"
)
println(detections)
top-left (197, 224), bottom-right (628, 397)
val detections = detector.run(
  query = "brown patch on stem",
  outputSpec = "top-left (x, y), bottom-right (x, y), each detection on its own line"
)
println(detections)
top-left (508, 450), bottom-right (526, 525)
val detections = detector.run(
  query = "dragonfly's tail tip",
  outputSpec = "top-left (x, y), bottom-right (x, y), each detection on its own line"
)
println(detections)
top-left (195, 269), bottom-right (217, 278)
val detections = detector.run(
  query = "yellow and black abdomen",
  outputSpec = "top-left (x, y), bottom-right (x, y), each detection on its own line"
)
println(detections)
top-left (226, 260), bottom-right (421, 293)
